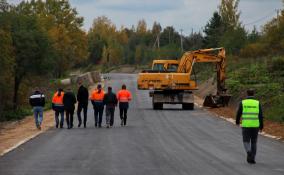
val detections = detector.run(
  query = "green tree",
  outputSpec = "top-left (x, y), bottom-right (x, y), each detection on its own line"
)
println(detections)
top-left (0, 12), bottom-right (53, 109)
top-left (16, 0), bottom-right (88, 77)
top-left (218, 0), bottom-right (246, 54)
top-left (88, 16), bottom-right (116, 64)
top-left (218, 0), bottom-right (241, 30)
top-left (136, 19), bottom-right (147, 34)
top-left (203, 11), bottom-right (224, 48)
top-left (0, 28), bottom-right (14, 119)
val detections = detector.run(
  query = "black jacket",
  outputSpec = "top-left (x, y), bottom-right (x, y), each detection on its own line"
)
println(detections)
top-left (103, 92), bottom-right (118, 108)
top-left (236, 96), bottom-right (264, 130)
top-left (29, 91), bottom-right (45, 107)
top-left (63, 92), bottom-right (76, 111)
top-left (77, 85), bottom-right (89, 105)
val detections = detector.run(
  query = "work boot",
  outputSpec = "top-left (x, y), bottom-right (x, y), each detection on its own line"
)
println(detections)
top-left (247, 152), bottom-right (253, 164)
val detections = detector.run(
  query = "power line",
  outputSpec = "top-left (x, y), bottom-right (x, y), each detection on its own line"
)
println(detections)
top-left (244, 9), bottom-right (279, 26)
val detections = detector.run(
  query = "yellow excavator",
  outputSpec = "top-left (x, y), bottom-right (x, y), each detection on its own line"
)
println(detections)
top-left (137, 48), bottom-right (231, 110)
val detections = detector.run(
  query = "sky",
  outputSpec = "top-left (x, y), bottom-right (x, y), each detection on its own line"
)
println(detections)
top-left (9, 0), bottom-right (283, 35)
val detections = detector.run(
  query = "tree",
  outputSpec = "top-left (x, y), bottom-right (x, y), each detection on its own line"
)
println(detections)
top-left (16, 0), bottom-right (88, 77)
top-left (88, 16), bottom-right (116, 64)
top-left (0, 0), bottom-right (10, 12)
top-left (136, 19), bottom-right (147, 34)
top-left (247, 26), bottom-right (260, 44)
top-left (184, 32), bottom-right (204, 50)
top-left (203, 11), bottom-right (224, 48)
top-left (0, 28), bottom-right (14, 119)
top-left (220, 26), bottom-right (247, 54)
top-left (0, 12), bottom-right (53, 109)
top-left (218, 0), bottom-right (246, 54)
top-left (218, 0), bottom-right (241, 30)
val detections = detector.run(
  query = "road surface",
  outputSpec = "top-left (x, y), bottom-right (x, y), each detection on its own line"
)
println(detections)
top-left (1, 74), bottom-right (284, 175)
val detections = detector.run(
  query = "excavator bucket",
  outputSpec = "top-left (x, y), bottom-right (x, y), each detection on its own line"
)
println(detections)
top-left (203, 94), bottom-right (231, 108)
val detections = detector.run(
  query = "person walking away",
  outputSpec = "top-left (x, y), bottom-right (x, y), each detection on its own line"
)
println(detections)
top-left (236, 89), bottom-right (264, 164)
top-left (29, 87), bottom-right (45, 130)
top-left (103, 87), bottom-right (118, 128)
top-left (117, 84), bottom-right (132, 126)
top-left (52, 88), bottom-right (65, 128)
top-left (63, 88), bottom-right (76, 129)
top-left (90, 84), bottom-right (105, 128)
top-left (77, 80), bottom-right (89, 128)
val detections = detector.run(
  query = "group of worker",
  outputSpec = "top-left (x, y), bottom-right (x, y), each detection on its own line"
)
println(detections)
top-left (29, 81), bottom-right (132, 130)
top-left (30, 84), bottom-right (263, 164)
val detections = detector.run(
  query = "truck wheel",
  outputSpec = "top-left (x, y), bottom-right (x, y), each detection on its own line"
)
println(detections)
top-left (182, 103), bottom-right (194, 110)
top-left (153, 102), bottom-right (163, 110)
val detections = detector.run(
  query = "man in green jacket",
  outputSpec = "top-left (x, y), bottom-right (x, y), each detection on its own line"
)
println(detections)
top-left (236, 89), bottom-right (264, 164)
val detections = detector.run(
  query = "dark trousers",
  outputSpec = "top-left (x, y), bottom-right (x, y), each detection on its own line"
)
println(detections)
top-left (55, 111), bottom-right (64, 128)
top-left (77, 103), bottom-right (88, 127)
top-left (94, 105), bottom-right (104, 127)
top-left (106, 107), bottom-right (115, 126)
top-left (242, 128), bottom-right (259, 159)
top-left (66, 109), bottom-right (74, 128)
top-left (119, 108), bottom-right (128, 125)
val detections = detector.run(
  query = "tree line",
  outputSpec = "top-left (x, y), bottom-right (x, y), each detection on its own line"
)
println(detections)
top-left (0, 0), bottom-right (283, 121)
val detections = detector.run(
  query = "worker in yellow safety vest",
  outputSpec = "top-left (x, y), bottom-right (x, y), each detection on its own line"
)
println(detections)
top-left (236, 89), bottom-right (264, 164)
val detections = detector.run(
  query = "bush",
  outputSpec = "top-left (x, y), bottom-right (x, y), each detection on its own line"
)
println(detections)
top-left (264, 93), bottom-right (284, 122)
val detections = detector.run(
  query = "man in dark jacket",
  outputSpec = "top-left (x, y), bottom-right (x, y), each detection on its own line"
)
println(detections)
top-left (236, 89), bottom-right (263, 164)
top-left (77, 80), bottom-right (89, 128)
top-left (63, 88), bottom-right (77, 129)
top-left (103, 87), bottom-right (118, 128)
top-left (29, 87), bottom-right (45, 130)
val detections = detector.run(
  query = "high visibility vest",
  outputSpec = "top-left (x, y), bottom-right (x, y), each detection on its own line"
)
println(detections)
top-left (117, 89), bottom-right (132, 102)
top-left (52, 92), bottom-right (64, 106)
top-left (241, 99), bottom-right (260, 128)
top-left (90, 89), bottom-right (105, 102)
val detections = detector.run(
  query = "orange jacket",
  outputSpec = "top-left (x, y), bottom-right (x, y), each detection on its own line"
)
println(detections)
top-left (52, 92), bottom-right (64, 105)
top-left (117, 89), bottom-right (132, 102)
top-left (90, 89), bottom-right (105, 101)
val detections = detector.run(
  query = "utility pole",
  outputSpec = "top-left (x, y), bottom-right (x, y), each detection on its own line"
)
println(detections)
top-left (180, 29), bottom-right (184, 52)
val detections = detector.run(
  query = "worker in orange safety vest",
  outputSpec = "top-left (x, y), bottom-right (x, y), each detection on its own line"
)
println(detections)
top-left (117, 84), bottom-right (132, 126)
top-left (90, 84), bottom-right (105, 128)
top-left (52, 88), bottom-right (65, 128)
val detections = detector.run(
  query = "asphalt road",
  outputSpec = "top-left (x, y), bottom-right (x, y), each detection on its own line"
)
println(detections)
top-left (1, 73), bottom-right (284, 175)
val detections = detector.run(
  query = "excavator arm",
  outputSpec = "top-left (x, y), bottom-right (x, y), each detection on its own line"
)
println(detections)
top-left (177, 48), bottom-right (226, 96)
top-left (137, 47), bottom-right (231, 108)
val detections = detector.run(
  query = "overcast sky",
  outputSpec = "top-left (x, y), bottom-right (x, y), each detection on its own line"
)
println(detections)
top-left (9, 0), bottom-right (283, 35)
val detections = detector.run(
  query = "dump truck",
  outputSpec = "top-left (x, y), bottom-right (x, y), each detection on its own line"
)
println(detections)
top-left (137, 48), bottom-right (231, 110)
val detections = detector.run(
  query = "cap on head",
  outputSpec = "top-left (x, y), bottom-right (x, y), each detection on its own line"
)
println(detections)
top-left (247, 89), bottom-right (255, 96)
top-left (122, 84), bottom-right (126, 89)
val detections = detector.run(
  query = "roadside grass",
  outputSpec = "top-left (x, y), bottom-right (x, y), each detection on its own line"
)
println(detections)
top-left (195, 55), bottom-right (284, 123)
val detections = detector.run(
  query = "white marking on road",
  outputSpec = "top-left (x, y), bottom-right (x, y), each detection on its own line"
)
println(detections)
top-left (0, 131), bottom-right (43, 156)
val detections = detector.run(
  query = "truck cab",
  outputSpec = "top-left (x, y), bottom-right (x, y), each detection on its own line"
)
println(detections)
top-left (152, 60), bottom-right (179, 72)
